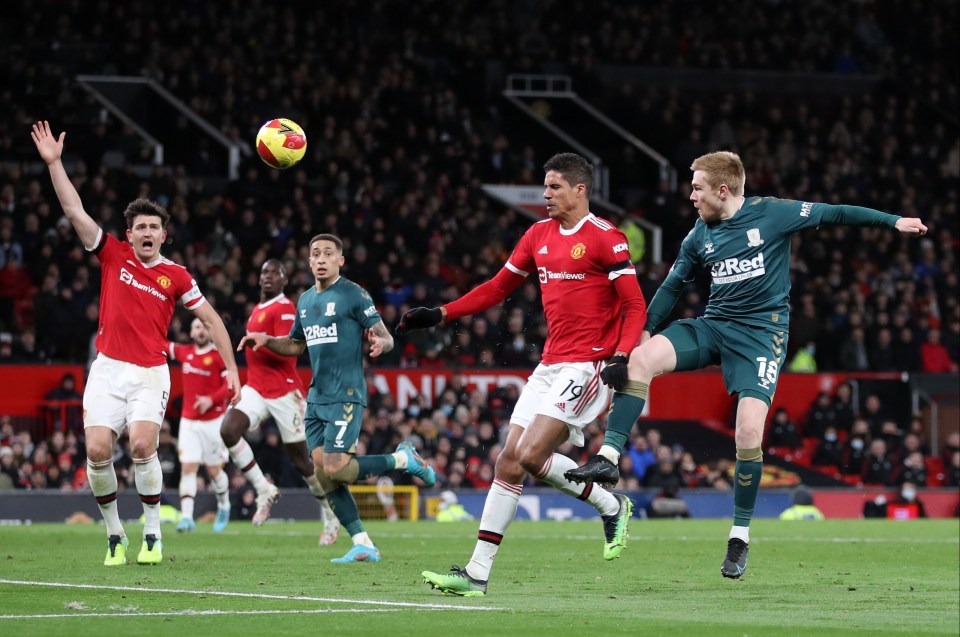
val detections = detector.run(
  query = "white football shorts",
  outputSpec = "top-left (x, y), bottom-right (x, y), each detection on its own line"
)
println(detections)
top-left (84, 353), bottom-right (171, 433)
top-left (232, 385), bottom-right (306, 444)
top-left (510, 360), bottom-right (610, 447)
top-left (178, 416), bottom-right (228, 465)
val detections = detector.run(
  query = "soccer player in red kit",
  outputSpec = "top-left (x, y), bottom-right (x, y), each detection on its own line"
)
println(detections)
top-left (220, 259), bottom-right (339, 543)
top-left (398, 152), bottom-right (647, 596)
top-left (168, 318), bottom-right (232, 533)
top-left (31, 121), bottom-right (241, 566)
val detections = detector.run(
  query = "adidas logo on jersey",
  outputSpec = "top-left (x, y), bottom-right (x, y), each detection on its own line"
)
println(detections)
top-left (538, 245), bottom-right (548, 254)
top-left (555, 401), bottom-right (567, 412)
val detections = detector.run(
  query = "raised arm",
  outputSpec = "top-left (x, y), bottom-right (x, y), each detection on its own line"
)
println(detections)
top-left (30, 121), bottom-right (100, 250)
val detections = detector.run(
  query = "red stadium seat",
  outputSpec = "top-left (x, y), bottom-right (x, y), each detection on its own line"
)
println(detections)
top-left (925, 456), bottom-right (946, 487)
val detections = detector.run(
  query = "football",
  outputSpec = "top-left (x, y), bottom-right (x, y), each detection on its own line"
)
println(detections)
top-left (255, 118), bottom-right (307, 169)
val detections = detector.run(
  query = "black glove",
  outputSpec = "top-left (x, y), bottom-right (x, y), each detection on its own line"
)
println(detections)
top-left (599, 354), bottom-right (630, 391)
top-left (395, 307), bottom-right (443, 335)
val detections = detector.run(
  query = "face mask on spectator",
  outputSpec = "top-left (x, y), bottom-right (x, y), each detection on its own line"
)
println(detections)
top-left (824, 433), bottom-right (837, 442)
top-left (901, 487), bottom-right (916, 501)
top-left (850, 438), bottom-right (864, 450)
top-left (441, 404), bottom-right (454, 417)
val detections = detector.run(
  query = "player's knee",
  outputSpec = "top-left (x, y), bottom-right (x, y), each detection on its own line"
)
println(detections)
top-left (628, 349), bottom-right (656, 380)
top-left (494, 453), bottom-right (524, 483)
top-left (129, 438), bottom-right (156, 459)
top-left (515, 445), bottom-right (546, 477)
top-left (325, 459), bottom-right (352, 483)
top-left (85, 441), bottom-right (113, 464)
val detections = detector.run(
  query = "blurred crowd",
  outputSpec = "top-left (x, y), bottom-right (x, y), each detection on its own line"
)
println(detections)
top-left (0, 1), bottom-right (957, 494)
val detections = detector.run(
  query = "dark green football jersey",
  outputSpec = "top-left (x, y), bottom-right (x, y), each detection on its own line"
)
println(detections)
top-left (647, 197), bottom-right (899, 330)
top-left (289, 277), bottom-right (381, 405)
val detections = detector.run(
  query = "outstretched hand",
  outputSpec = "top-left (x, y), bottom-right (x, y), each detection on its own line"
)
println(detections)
top-left (30, 120), bottom-right (65, 165)
top-left (395, 307), bottom-right (443, 335)
top-left (599, 354), bottom-right (630, 391)
top-left (237, 333), bottom-right (269, 351)
top-left (895, 217), bottom-right (928, 236)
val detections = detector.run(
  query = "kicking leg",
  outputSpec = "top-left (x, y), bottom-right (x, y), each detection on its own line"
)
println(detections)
top-left (566, 334), bottom-right (679, 486)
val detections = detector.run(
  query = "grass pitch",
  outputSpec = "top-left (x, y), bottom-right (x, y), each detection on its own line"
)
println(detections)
top-left (1, 518), bottom-right (957, 636)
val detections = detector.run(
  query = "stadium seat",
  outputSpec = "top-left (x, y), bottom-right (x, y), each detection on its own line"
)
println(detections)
top-left (925, 457), bottom-right (946, 487)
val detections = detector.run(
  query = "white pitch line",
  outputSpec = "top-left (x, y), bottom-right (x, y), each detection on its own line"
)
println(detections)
top-left (0, 579), bottom-right (504, 612)
top-left (1, 609), bottom-right (402, 620)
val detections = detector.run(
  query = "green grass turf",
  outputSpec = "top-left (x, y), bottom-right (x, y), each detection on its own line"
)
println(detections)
top-left (1, 518), bottom-right (957, 636)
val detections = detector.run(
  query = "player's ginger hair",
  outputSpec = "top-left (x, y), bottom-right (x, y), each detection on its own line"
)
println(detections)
top-left (690, 151), bottom-right (745, 197)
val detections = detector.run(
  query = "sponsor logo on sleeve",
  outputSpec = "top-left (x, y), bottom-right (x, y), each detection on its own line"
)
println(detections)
top-left (612, 242), bottom-right (629, 254)
top-left (800, 202), bottom-right (813, 217)
top-left (363, 305), bottom-right (379, 317)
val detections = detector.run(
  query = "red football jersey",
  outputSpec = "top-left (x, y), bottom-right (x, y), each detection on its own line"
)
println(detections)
top-left (93, 232), bottom-right (204, 367)
top-left (245, 294), bottom-right (304, 398)
top-left (169, 343), bottom-right (228, 421)
top-left (507, 214), bottom-right (636, 364)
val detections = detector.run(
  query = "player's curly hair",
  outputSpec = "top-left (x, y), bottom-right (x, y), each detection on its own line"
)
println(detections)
top-left (690, 151), bottom-right (745, 196)
top-left (543, 152), bottom-right (593, 195)
top-left (123, 198), bottom-right (170, 229)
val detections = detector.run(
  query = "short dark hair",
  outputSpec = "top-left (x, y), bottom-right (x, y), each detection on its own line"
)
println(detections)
top-left (543, 152), bottom-right (593, 195)
top-left (262, 258), bottom-right (287, 277)
top-left (123, 198), bottom-right (170, 229)
top-left (310, 233), bottom-right (343, 253)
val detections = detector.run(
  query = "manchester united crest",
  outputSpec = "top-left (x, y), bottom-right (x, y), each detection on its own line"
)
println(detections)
top-left (257, 312), bottom-right (266, 323)
top-left (203, 356), bottom-right (213, 365)
top-left (156, 274), bottom-right (172, 289)
top-left (570, 243), bottom-right (587, 259)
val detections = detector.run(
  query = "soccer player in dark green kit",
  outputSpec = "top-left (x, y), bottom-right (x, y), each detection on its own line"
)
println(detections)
top-left (566, 151), bottom-right (928, 578)
top-left (239, 234), bottom-right (436, 563)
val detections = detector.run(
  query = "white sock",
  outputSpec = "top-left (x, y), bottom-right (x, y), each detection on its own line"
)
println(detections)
top-left (352, 531), bottom-right (373, 547)
top-left (87, 458), bottom-right (124, 537)
top-left (210, 470), bottom-right (230, 509)
top-left (730, 525), bottom-right (750, 543)
top-left (134, 453), bottom-right (163, 539)
top-left (228, 439), bottom-right (270, 492)
top-left (391, 451), bottom-right (408, 470)
top-left (304, 472), bottom-right (325, 498)
top-left (467, 479), bottom-right (522, 582)
top-left (537, 453), bottom-right (619, 516)
top-left (179, 472), bottom-right (197, 519)
top-left (598, 444), bottom-right (621, 465)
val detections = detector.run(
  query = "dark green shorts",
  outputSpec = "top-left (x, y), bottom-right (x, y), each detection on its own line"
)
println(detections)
top-left (305, 402), bottom-right (364, 454)
top-left (659, 318), bottom-right (787, 405)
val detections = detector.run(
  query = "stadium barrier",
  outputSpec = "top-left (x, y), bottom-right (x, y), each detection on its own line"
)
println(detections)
top-left (1, 487), bottom-right (956, 524)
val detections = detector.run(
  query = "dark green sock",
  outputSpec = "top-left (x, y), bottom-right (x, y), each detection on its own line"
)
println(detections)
top-left (356, 455), bottom-right (396, 480)
top-left (326, 483), bottom-right (364, 536)
top-left (603, 381), bottom-right (648, 452)
top-left (733, 456), bottom-right (763, 527)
